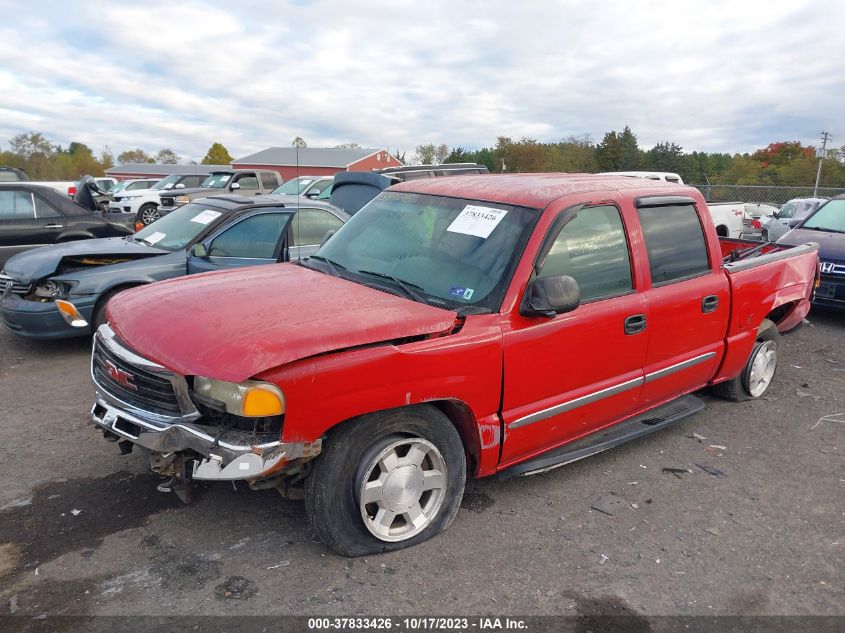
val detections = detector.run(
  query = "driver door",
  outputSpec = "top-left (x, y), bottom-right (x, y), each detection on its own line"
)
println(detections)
top-left (187, 210), bottom-right (292, 274)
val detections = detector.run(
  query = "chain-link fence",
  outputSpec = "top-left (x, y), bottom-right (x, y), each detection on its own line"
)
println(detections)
top-left (690, 184), bottom-right (845, 206)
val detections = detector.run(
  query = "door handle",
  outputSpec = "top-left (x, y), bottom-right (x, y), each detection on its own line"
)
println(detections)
top-left (624, 314), bottom-right (647, 335)
top-left (44, 224), bottom-right (63, 229)
top-left (701, 295), bottom-right (719, 313)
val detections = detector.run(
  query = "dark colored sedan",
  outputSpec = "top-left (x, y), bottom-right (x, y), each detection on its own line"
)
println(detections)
top-left (0, 183), bottom-right (130, 266)
top-left (777, 195), bottom-right (845, 310)
top-left (1, 195), bottom-right (349, 339)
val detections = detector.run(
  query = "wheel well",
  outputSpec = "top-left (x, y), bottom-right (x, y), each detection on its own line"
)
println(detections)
top-left (94, 283), bottom-right (146, 318)
top-left (765, 303), bottom-right (795, 328)
top-left (715, 225), bottom-right (728, 237)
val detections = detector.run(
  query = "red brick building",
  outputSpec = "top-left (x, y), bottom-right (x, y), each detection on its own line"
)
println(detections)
top-left (232, 147), bottom-right (402, 181)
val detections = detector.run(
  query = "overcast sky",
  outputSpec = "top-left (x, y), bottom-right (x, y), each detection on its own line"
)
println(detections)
top-left (0, 0), bottom-right (842, 162)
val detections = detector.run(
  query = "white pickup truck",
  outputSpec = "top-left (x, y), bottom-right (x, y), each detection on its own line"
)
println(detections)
top-left (599, 172), bottom-right (744, 238)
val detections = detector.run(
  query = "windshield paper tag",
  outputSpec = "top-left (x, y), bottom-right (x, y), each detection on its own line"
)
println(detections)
top-left (145, 231), bottom-right (166, 244)
top-left (447, 205), bottom-right (508, 239)
top-left (190, 210), bottom-right (222, 225)
top-left (449, 286), bottom-right (474, 300)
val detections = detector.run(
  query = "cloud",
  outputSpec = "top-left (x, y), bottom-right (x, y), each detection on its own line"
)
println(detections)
top-left (0, 0), bottom-right (842, 161)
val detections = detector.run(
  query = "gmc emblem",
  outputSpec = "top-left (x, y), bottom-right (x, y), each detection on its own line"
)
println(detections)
top-left (820, 262), bottom-right (835, 274)
top-left (105, 360), bottom-right (137, 390)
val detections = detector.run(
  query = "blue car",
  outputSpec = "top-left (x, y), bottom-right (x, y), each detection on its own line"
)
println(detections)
top-left (777, 194), bottom-right (845, 310)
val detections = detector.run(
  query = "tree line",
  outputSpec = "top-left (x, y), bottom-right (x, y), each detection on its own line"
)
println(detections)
top-left (3, 127), bottom-right (844, 187)
top-left (417, 127), bottom-right (845, 187)
top-left (0, 132), bottom-right (235, 180)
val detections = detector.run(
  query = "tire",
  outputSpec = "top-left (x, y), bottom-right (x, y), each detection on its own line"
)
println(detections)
top-left (91, 288), bottom-right (131, 333)
top-left (712, 319), bottom-right (780, 402)
top-left (139, 204), bottom-right (160, 225)
top-left (304, 406), bottom-right (466, 557)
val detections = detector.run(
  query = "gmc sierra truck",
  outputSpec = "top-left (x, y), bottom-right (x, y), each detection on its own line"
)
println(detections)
top-left (88, 174), bottom-right (819, 556)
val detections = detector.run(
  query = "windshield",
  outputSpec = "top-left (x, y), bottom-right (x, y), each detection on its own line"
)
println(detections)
top-left (315, 191), bottom-right (539, 311)
top-left (316, 184), bottom-right (333, 200)
top-left (112, 182), bottom-right (128, 194)
top-left (801, 199), bottom-right (845, 232)
top-left (273, 178), bottom-right (314, 195)
top-left (134, 203), bottom-right (224, 251)
top-left (152, 175), bottom-right (181, 190)
top-left (201, 173), bottom-right (232, 188)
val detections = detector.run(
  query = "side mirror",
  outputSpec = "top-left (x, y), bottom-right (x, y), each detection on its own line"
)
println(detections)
top-left (190, 243), bottom-right (208, 258)
top-left (787, 218), bottom-right (802, 228)
top-left (175, 183), bottom-right (185, 189)
top-left (304, 190), bottom-right (319, 198)
top-left (520, 275), bottom-right (581, 318)
top-left (230, 182), bottom-right (241, 190)
top-left (320, 229), bottom-right (336, 246)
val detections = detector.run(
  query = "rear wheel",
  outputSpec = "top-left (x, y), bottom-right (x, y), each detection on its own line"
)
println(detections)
top-left (304, 406), bottom-right (466, 557)
top-left (713, 319), bottom-right (780, 401)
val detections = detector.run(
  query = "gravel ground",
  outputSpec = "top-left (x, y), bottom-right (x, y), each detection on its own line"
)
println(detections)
top-left (0, 309), bottom-right (842, 619)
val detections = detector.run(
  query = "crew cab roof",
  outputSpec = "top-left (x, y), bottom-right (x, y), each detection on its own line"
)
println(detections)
top-left (388, 173), bottom-right (679, 208)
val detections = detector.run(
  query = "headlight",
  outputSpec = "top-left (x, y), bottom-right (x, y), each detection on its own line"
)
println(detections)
top-left (193, 377), bottom-right (285, 417)
top-left (175, 195), bottom-right (190, 204)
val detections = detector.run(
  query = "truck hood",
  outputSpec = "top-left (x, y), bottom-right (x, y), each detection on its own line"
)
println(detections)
top-left (2, 237), bottom-right (167, 283)
top-left (777, 228), bottom-right (845, 260)
top-left (107, 264), bottom-right (458, 382)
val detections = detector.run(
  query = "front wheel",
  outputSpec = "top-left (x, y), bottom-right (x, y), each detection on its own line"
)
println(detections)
top-left (713, 319), bottom-right (780, 401)
top-left (139, 204), bottom-right (160, 225)
top-left (304, 406), bottom-right (466, 556)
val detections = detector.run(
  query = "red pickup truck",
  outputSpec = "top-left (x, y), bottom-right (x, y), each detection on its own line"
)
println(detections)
top-left (89, 174), bottom-right (819, 556)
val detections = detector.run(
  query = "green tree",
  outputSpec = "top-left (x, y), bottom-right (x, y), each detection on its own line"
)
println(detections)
top-left (644, 141), bottom-right (684, 173)
top-left (201, 142), bottom-right (233, 165)
top-left (414, 143), bottom-right (436, 165)
top-left (117, 148), bottom-right (153, 164)
top-left (10, 131), bottom-right (54, 158)
top-left (156, 148), bottom-right (179, 164)
top-left (445, 147), bottom-right (473, 163)
top-left (434, 143), bottom-right (450, 164)
top-left (99, 149), bottom-right (114, 171)
top-left (618, 126), bottom-right (642, 170)
top-left (292, 136), bottom-right (307, 148)
top-left (595, 131), bottom-right (622, 171)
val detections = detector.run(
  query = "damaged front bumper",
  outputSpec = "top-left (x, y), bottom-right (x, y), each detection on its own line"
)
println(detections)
top-left (89, 324), bottom-right (321, 482)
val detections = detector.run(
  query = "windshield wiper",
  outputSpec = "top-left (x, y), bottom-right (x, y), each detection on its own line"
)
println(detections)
top-left (804, 226), bottom-right (845, 234)
top-left (307, 255), bottom-right (346, 278)
top-left (356, 270), bottom-right (428, 303)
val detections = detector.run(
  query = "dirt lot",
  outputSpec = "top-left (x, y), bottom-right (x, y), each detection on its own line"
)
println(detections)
top-left (0, 310), bottom-right (843, 619)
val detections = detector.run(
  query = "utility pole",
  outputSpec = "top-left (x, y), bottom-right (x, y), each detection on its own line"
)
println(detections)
top-left (814, 131), bottom-right (831, 196)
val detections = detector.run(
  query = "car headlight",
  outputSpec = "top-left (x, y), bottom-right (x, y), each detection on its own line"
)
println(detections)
top-left (174, 195), bottom-right (190, 204)
top-left (33, 280), bottom-right (71, 300)
top-left (193, 377), bottom-right (285, 417)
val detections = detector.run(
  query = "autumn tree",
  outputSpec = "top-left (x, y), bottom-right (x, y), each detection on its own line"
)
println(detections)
top-left (414, 143), bottom-right (436, 165)
top-left (201, 142), bottom-right (233, 165)
top-left (117, 148), bottom-right (153, 164)
top-left (434, 143), bottom-right (450, 164)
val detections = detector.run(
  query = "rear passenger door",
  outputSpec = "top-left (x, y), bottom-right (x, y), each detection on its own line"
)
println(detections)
top-left (186, 210), bottom-right (293, 274)
top-left (0, 189), bottom-right (40, 262)
top-left (288, 207), bottom-right (345, 260)
top-left (231, 173), bottom-right (260, 196)
top-left (635, 197), bottom-right (729, 406)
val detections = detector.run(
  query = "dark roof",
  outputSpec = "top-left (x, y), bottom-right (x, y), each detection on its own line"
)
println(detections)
top-left (390, 173), bottom-right (683, 208)
top-left (233, 147), bottom-right (388, 168)
top-left (179, 193), bottom-right (351, 218)
top-left (105, 164), bottom-right (230, 176)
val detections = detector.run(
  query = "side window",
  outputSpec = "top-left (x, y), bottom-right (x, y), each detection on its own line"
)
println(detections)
top-left (208, 213), bottom-right (289, 259)
top-left (291, 208), bottom-right (344, 246)
top-left (260, 172), bottom-right (278, 189)
top-left (184, 176), bottom-right (202, 187)
top-left (235, 175), bottom-right (259, 190)
top-left (538, 205), bottom-right (633, 302)
top-left (0, 190), bottom-right (35, 220)
top-left (637, 204), bottom-right (710, 285)
top-left (311, 179), bottom-right (332, 194)
top-left (34, 196), bottom-right (61, 218)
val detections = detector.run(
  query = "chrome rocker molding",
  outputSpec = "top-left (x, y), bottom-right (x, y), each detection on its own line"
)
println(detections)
top-left (510, 351), bottom-right (717, 429)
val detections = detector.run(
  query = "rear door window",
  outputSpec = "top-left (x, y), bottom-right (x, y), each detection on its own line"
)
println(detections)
top-left (636, 204), bottom-right (710, 285)
top-left (208, 212), bottom-right (290, 259)
top-left (260, 172), bottom-right (278, 189)
top-left (291, 208), bottom-right (344, 246)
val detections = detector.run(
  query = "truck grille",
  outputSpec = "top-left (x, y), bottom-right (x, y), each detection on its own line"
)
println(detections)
top-left (92, 337), bottom-right (182, 415)
top-left (0, 274), bottom-right (31, 297)
top-left (160, 197), bottom-right (174, 207)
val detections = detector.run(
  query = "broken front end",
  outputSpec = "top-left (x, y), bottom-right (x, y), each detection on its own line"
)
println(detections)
top-left (88, 324), bottom-right (321, 501)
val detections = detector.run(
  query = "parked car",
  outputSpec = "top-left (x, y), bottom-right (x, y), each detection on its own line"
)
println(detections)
top-left (87, 174), bottom-right (818, 555)
top-left (0, 183), bottom-right (130, 267)
top-left (111, 178), bottom-right (162, 195)
top-left (777, 195), bottom-right (845, 309)
top-left (157, 170), bottom-right (282, 216)
top-left (111, 174), bottom-right (211, 227)
top-left (0, 195), bottom-right (354, 339)
top-left (762, 197), bottom-right (828, 242)
top-left (0, 167), bottom-right (28, 182)
top-left (94, 177), bottom-right (118, 193)
top-left (738, 203), bottom-right (780, 240)
top-left (271, 176), bottom-right (333, 198)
